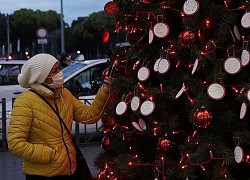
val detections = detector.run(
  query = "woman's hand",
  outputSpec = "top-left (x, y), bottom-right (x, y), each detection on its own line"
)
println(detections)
top-left (103, 77), bottom-right (114, 92)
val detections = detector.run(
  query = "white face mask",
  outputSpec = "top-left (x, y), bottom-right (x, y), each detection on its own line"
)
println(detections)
top-left (46, 71), bottom-right (64, 89)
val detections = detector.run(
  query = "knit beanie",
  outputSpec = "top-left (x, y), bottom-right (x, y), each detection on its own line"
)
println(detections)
top-left (18, 53), bottom-right (59, 88)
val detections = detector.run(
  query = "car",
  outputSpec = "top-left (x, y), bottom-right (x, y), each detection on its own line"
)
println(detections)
top-left (0, 59), bottom-right (27, 141)
top-left (0, 59), bottom-right (27, 100)
top-left (0, 58), bottom-right (109, 140)
top-left (62, 58), bottom-right (109, 135)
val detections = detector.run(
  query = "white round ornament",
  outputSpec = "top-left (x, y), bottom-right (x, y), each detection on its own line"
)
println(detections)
top-left (240, 102), bottom-right (247, 119)
top-left (241, 12), bottom-right (250, 28)
top-left (132, 122), bottom-right (143, 132)
top-left (207, 83), bottom-right (225, 100)
top-left (233, 25), bottom-right (241, 41)
top-left (241, 49), bottom-right (250, 67)
top-left (149, 29), bottom-right (154, 44)
top-left (153, 23), bottom-right (169, 38)
top-left (137, 66), bottom-right (150, 81)
top-left (183, 0), bottom-right (199, 15)
top-left (116, 101), bottom-right (127, 116)
top-left (223, 57), bottom-right (242, 75)
top-left (234, 146), bottom-right (244, 163)
top-left (175, 84), bottom-right (185, 99)
top-left (158, 58), bottom-right (170, 74)
top-left (131, 96), bottom-right (140, 111)
top-left (191, 58), bottom-right (199, 75)
top-left (139, 118), bottom-right (146, 130)
top-left (247, 89), bottom-right (250, 102)
top-left (153, 58), bottom-right (161, 72)
top-left (140, 100), bottom-right (155, 116)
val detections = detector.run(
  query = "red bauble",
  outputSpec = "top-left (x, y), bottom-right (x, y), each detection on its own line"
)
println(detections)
top-left (103, 115), bottom-right (115, 129)
top-left (193, 106), bottom-right (212, 128)
top-left (102, 30), bottom-right (110, 43)
top-left (108, 93), bottom-right (119, 104)
top-left (178, 30), bottom-right (195, 47)
top-left (102, 68), bottom-right (109, 80)
top-left (104, 1), bottom-right (119, 16)
top-left (157, 137), bottom-right (171, 153)
top-left (101, 136), bottom-right (112, 151)
top-left (97, 167), bottom-right (116, 180)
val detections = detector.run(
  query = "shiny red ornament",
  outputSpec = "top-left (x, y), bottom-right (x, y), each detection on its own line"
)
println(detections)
top-left (103, 115), bottom-right (115, 129)
top-left (178, 30), bottom-right (195, 47)
top-left (102, 68), bottom-right (109, 80)
top-left (157, 137), bottom-right (171, 153)
top-left (108, 93), bottom-right (119, 104)
top-left (104, 1), bottom-right (119, 16)
top-left (193, 106), bottom-right (212, 128)
top-left (101, 136), bottom-right (112, 151)
top-left (97, 167), bottom-right (116, 180)
top-left (103, 30), bottom-right (110, 43)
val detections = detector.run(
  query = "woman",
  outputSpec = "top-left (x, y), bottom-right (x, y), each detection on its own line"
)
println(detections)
top-left (7, 53), bottom-right (112, 179)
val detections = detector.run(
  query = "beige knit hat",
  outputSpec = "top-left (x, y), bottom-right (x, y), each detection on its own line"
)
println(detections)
top-left (18, 53), bottom-right (59, 88)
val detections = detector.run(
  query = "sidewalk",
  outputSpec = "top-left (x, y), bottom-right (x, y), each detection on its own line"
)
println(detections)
top-left (0, 145), bottom-right (102, 180)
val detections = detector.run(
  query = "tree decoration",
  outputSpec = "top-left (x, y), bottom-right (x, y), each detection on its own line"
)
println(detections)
top-left (103, 115), bottom-right (115, 130)
top-left (157, 135), bottom-right (171, 153)
top-left (103, 29), bottom-right (110, 43)
top-left (96, 0), bottom-right (250, 179)
top-left (193, 106), bottom-right (212, 128)
top-left (178, 30), bottom-right (195, 47)
top-left (97, 166), bottom-right (117, 180)
top-left (104, 1), bottom-right (119, 16)
top-left (101, 135), bottom-right (112, 151)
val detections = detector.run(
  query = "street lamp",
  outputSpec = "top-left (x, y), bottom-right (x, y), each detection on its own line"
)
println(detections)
top-left (60, 0), bottom-right (65, 54)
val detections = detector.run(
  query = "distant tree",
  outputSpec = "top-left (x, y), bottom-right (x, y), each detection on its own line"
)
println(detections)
top-left (10, 9), bottom-right (60, 57)
top-left (70, 11), bottom-right (115, 59)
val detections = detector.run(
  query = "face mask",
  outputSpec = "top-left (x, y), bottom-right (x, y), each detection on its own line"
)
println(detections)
top-left (46, 71), bottom-right (64, 89)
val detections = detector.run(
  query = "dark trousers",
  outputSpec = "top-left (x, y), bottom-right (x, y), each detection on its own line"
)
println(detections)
top-left (25, 174), bottom-right (76, 180)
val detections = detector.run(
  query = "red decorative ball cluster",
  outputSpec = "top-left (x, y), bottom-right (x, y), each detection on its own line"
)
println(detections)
top-left (178, 30), bottom-right (195, 47)
top-left (193, 106), bottom-right (212, 128)
top-left (104, 1), bottom-right (119, 16)
top-left (157, 136), bottom-right (171, 153)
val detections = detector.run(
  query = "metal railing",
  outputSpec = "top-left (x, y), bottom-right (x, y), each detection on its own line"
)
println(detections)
top-left (0, 97), bottom-right (104, 152)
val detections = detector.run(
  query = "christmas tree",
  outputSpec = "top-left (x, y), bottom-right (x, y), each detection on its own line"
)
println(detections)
top-left (95, 0), bottom-right (250, 179)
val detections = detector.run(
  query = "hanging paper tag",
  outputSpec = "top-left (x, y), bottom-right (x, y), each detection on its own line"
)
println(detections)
top-left (247, 89), bottom-right (250, 102)
top-left (191, 58), bottom-right (199, 75)
top-left (175, 83), bottom-right (185, 99)
top-left (153, 58), bottom-right (161, 72)
top-left (138, 66), bottom-right (150, 81)
top-left (241, 49), bottom-right (250, 67)
top-left (233, 25), bottom-right (241, 40)
top-left (223, 57), bottom-right (242, 75)
top-left (116, 101), bottom-right (127, 116)
top-left (207, 83), bottom-right (225, 100)
top-left (140, 100), bottom-right (155, 116)
top-left (183, 0), bottom-right (199, 15)
top-left (131, 96), bottom-right (140, 111)
top-left (234, 146), bottom-right (244, 163)
top-left (139, 119), bottom-right (147, 130)
top-left (241, 12), bottom-right (250, 28)
top-left (132, 122), bottom-right (144, 131)
top-left (240, 102), bottom-right (247, 119)
top-left (158, 58), bottom-right (170, 74)
top-left (153, 23), bottom-right (169, 38)
top-left (149, 29), bottom-right (154, 44)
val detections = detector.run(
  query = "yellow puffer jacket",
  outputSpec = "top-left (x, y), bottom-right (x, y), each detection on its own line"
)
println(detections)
top-left (8, 83), bottom-right (109, 177)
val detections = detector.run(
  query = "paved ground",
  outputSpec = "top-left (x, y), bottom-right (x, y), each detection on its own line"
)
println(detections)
top-left (0, 145), bottom-right (103, 180)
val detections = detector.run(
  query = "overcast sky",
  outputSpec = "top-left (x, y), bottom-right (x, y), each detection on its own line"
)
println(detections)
top-left (0, 0), bottom-right (110, 25)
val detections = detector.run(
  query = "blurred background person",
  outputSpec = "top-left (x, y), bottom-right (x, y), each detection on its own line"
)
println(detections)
top-left (60, 52), bottom-right (72, 69)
